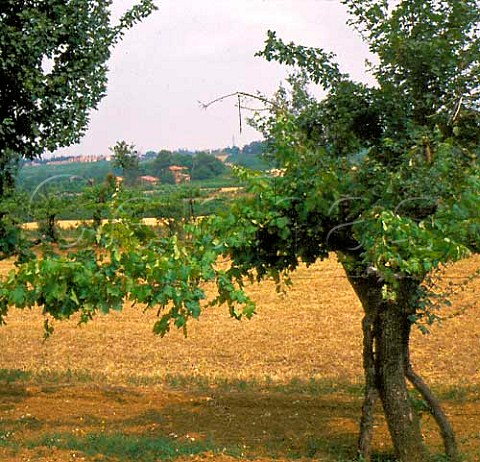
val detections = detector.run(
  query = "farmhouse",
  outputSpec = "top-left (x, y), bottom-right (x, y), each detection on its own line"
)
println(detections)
top-left (168, 165), bottom-right (191, 184)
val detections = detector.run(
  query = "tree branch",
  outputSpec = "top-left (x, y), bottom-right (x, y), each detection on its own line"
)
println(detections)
top-left (199, 92), bottom-right (283, 111)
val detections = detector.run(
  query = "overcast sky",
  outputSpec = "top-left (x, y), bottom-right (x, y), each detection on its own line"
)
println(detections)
top-left (55, 0), bottom-right (372, 157)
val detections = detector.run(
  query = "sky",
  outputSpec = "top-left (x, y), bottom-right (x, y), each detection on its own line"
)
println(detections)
top-left (55, 0), bottom-right (372, 157)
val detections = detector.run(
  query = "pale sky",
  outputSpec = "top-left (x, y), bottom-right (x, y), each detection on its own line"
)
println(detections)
top-left (55, 0), bottom-right (372, 157)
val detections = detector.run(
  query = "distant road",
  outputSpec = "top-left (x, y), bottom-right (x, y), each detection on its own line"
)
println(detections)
top-left (22, 217), bottom-right (162, 230)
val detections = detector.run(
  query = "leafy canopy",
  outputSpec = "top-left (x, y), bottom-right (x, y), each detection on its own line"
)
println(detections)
top-left (0, 0), bottom-right (156, 169)
top-left (225, 0), bottom-right (480, 289)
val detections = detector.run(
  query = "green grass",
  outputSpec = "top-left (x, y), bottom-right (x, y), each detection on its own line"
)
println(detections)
top-left (0, 369), bottom-right (31, 384)
top-left (26, 433), bottom-right (221, 461)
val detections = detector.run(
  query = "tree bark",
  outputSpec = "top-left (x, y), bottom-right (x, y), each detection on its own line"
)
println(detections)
top-left (376, 296), bottom-right (427, 462)
top-left (358, 311), bottom-right (379, 461)
top-left (343, 262), bottom-right (427, 462)
top-left (344, 269), bottom-right (381, 461)
top-left (342, 256), bottom-right (460, 461)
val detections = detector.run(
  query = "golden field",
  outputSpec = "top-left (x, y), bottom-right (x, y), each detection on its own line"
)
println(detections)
top-left (0, 254), bottom-right (479, 461)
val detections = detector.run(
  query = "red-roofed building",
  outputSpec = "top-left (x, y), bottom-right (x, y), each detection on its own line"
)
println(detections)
top-left (168, 165), bottom-right (191, 184)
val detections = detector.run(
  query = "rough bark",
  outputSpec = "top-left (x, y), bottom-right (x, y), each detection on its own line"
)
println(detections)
top-left (376, 295), bottom-right (426, 462)
top-left (343, 263), bottom-right (427, 462)
top-left (344, 268), bottom-right (381, 461)
top-left (358, 311), bottom-right (379, 461)
top-left (342, 256), bottom-right (459, 461)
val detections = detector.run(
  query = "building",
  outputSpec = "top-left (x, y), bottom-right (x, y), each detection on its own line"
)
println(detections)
top-left (168, 165), bottom-right (191, 184)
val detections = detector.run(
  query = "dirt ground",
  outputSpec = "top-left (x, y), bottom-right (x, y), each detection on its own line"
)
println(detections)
top-left (0, 255), bottom-right (479, 461)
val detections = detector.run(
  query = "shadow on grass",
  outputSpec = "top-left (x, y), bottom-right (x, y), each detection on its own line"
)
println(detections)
top-left (0, 369), bottom-right (478, 461)
top-left (26, 433), bottom-right (218, 461)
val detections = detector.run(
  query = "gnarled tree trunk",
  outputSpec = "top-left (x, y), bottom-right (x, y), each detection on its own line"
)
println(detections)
top-left (375, 288), bottom-right (426, 462)
top-left (342, 260), bottom-right (457, 462)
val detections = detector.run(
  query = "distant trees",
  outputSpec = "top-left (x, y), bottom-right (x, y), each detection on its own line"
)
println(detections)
top-left (149, 149), bottom-right (226, 182)
top-left (190, 152), bottom-right (226, 180)
top-left (110, 141), bottom-right (140, 186)
top-left (224, 141), bottom-right (271, 170)
top-left (151, 150), bottom-right (177, 184)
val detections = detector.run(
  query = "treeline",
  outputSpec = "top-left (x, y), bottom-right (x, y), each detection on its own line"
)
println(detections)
top-left (142, 140), bottom-right (273, 181)
top-left (222, 141), bottom-right (272, 170)
top-left (4, 140), bottom-right (273, 249)
top-left (144, 150), bottom-right (227, 183)
top-left (18, 141), bottom-right (272, 192)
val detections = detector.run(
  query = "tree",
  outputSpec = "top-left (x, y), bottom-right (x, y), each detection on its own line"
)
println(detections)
top-left (190, 152), bottom-right (226, 180)
top-left (151, 150), bottom-right (176, 184)
top-left (150, 150), bottom-right (227, 182)
top-left (82, 173), bottom-right (117, 230)
top-left (110, 140), bottom-right (140, 186)
top-left (0, 191), bottom-right (29, 258)
top-left (1, 2), bottom-right (480, 461)
top-left (0, 0), bottom-right (156, 196)
top-left (225, 140), bottom-right (272, 170)
top-left (212, 1), bottom-right (479, 460)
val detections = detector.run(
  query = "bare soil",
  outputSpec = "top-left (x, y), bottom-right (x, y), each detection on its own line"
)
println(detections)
top-left (0, 255), bottom-right (479, 461)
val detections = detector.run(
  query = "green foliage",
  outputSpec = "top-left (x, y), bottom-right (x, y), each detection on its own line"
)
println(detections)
top-left (225, 140), bottom-right (273, 170)
top-left (191, 152), bottom-right (226, 180)
top-left (1, 0), bottom-right (478, 350)
top-left (210, 9), bottom-right (480, 457)
top-left (111, 140), bottom-right (140, 186)
top-left (0, 211), bottom-right (256, 337)
top-left (17, 160), bottom-right (114, 193)
top-left (257, 30), bottom-right (346, 89)
top-left (224, 0), bottom-right (480, 293)
top-left (28, 432), bottom-right (216, 461)
top-left (147, 149), bottom-right (227, 182)
top-left (0, 0), bottom-right (156, 254)
top-left (0, 0), bottom-right (156, 191)
top-left (0, 193), bottom-right (27, 258)
top-left (82, 173), bottom-right (117, 228)
top-left (0, 13), bottom-right (479, 462)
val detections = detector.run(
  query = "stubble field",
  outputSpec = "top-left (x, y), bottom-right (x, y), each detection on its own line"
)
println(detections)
top-left (0, 255), bottom-right (479, 461)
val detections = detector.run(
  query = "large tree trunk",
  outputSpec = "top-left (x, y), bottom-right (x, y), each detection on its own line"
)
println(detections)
top-left (376, 291), bottom-right (426, 462)
top-left (344, 264), bottom-right (426, 461)
top-left (343, 258), bottom-right (459, 461)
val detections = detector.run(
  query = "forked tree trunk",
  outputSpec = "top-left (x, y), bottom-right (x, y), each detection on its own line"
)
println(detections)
top-left (403, 326), bottom-right (459, 461)
top-left (343, 263), bottom-right (432, 462)
top-left (343, 259), bottom-right (459, 461)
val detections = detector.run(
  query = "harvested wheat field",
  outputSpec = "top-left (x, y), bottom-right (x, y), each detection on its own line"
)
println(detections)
top-left (0, 255), bottom-right (479, 461)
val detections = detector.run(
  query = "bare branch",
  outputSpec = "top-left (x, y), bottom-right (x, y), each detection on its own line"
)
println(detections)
top-left (198, 91), bottom-right (283, 111)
